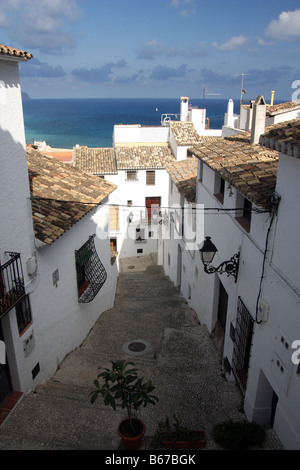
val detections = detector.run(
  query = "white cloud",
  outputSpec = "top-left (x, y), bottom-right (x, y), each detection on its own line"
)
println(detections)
top-left (169, 0), bottom-right (197, 16)
top-left (0, 0), bottom-right (79, 51)
top-left (266, 9), bottom-right (300, 40)
top-left (216, 35), bottom-right (247, 51)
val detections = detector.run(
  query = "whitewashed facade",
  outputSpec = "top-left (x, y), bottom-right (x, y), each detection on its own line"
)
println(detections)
top-left (159, 95), bottom-right (300, 449)
top-left (0, 46), bottom-right (117, 401)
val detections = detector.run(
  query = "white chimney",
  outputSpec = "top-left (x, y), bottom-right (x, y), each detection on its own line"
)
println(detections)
top-left (225, 99), bottom-right (234, 127)
top-left (251, 95), bottom-right (266, 145)
top-left (180, 96), bottom-right (189, 121)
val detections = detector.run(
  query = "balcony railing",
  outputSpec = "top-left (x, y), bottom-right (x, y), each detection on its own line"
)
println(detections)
top-left (0, 253), bottom-right (25, 318)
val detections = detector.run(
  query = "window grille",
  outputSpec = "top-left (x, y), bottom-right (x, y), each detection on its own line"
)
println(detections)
top-left (75, 235), bottom-right (107, 303)
top-left (0, 253), bottom-right (25, 319)
top-left (16, 294), bottom-right (32, 335)
top-left (232, 297), bottom-right (254, 395)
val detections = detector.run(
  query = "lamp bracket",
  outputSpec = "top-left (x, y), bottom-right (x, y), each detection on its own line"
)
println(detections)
top-left (203, 253), bottom-right (240, 282)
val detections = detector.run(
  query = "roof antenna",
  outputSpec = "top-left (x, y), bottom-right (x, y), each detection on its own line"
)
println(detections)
top-left (235, 73), bottom-right (250, 105)
top-left (201, 85), bottom-right (220, 108)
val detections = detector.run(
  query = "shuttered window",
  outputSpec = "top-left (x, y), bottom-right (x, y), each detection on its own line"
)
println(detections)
top-left (146, 171), bottom-right (155, 185)
top-left (109, 205), bottom-right (119, 231)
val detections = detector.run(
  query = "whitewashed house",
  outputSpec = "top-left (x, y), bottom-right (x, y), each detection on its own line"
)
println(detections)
top-left (27, 149), bottom-right (117, 389)
top-left (176, 97), bottom-right (300, 449)
top-left (0, 44), bottom-right (37, 407)
top-left (243, 119), bottom-right (300, 450)
top-left (223, 94), bottom-right (300, 137)
top-left (0, 45), bottom-right (117, 410)
top-left (73, 96), bottom-right (221, 262)
top-left (73, 144), bottom-right (175, 261)
top-left (159, 157), bottom-right (199, 301)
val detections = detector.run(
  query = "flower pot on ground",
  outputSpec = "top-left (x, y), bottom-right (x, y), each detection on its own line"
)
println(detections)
top-left (90, 359), bottom-right (158, 450)
top-left (152, 416), bottom-right (207, 450)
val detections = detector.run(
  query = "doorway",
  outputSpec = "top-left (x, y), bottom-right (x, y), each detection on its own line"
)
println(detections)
top-left (0, 321), bottom-right (12, 406)
top-left (177, 244), bottom-right (182, 290)
top-left (145, 197), bottom-right (161, 223)
top-left (211, 280), bottom-right (228, 357)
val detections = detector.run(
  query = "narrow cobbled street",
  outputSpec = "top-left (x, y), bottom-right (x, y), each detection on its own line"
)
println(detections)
top-left (0, 254), bottom-right (283, 450)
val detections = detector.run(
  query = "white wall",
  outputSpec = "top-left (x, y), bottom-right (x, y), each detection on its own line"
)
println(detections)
top-left (0, 58), bottom-right (36, 276)
top-left (244, 153), bottom-right (300, 449)
top-left (9, 204), bottom-right (118, 393)
top-left (0, 58), bottom-right (38, 394)
top-left (105, 169), bottom-right (169, 259)
top-left (113, 125), bottom-right (169, 145)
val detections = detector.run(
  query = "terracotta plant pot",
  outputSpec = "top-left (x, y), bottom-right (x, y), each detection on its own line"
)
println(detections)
top-left (163, 430), bottom-right (207, 450)
top-left (118, 418), bottom-right (146, 450)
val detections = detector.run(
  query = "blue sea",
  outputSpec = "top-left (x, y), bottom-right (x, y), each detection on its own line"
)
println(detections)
top-left (22, 97), bottom-right (280, 149)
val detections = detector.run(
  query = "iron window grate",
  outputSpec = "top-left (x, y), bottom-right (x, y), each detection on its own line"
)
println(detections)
top-left (75, 235), bottom-right (107, 303)
top-left (232, 297), bottom-right (254, 396)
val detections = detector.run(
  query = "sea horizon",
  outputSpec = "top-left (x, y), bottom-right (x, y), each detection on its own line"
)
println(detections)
top-left (22, 96), bottom-right (285, 149)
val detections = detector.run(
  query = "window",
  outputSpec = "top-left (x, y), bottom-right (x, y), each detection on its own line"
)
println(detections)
top-left (235, 194), bottom-right (252, 232)
top-left (214, 176), bottom-right (225, 204)
top-left (146, 171), bottom-right (155, 185)
top-left (75, 235), bottom-right (107, 303)
top-left (109, 205), bottom-right (119, 231)
top-left (110, 238), bottom-right (117, 265)
top-left (126, 170), bottom-right (137, 181)
top-left (198, 161), bottom-right (203, 182)
top-left (16, 295), bottom-right (32, 335)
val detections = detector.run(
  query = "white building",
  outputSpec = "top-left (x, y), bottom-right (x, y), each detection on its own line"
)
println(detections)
top-left (73, 96), bottom-right (221, 262)
top-left (0, 45), bottom-right (117, 408)
top-left (160, 94), bottom-right (300, 449)
top-left (223, 93), bottom-right (300, 137)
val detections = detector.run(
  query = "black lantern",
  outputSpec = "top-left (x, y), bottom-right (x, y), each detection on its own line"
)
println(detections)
top-left (199, 236), bottom-right (240, 282)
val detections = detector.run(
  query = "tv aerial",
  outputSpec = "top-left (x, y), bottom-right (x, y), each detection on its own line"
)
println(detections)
top-left (235, 73), bottom-right (250, 104)
top-left (201, 85), bottom-right (220, 107)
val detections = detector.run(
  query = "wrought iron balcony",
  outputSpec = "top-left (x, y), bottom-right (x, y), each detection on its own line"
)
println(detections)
top-left (0, 253), bottom-right (25, 318)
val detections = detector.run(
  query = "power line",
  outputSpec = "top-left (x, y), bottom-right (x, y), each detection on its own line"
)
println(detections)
top-left (29, 196), bottom-right (269, 214)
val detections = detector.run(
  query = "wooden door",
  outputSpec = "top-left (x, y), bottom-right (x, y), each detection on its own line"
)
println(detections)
top-left (145, 197), bottom-right (161, 222)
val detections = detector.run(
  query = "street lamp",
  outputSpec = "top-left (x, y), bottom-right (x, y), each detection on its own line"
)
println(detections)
top-left (199, 237), bottom-right (240, 282)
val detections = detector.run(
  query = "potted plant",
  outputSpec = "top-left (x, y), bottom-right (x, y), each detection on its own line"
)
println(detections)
top-left (90, 359), bottom-right (158, 450)
top-left (152, 415), bottom-right (207, 450)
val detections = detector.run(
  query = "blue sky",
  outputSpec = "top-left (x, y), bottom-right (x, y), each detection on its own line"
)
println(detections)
top-left (1, 0), bottom-right (300, 100)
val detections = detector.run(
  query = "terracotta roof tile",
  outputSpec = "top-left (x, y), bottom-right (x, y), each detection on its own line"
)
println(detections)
top-left (190, 136), bottom-right (278, 208)
top-left (169, 121), bottom-right (203, 146)
top-left (0, 44), bottom-right (33, 60)
top-left (27, 149), bottom-right (117, 246)
top-left (115, 144), bottom-right (175, 169)
top-left (259, 119), bottom-right (300, 158)
top-left (166, 158), bottom-right (198, 203)
top-left (73, 146), bottom-right (117, 174)
top-left (266, 100), bottom-right (300, 116)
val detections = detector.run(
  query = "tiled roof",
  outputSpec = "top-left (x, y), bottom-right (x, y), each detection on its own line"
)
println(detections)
top-left (259, 119), bottom-right (300, 158)
top-left (166, 158), bottom-right (198, 203)
top-left (190, 136), bottom-right (278, 208)
top-left (0, 44), bottom-right (33, 60)
top-left (266, 101), bottom-right (300, 116)
top-left (241, 100), bottom-right (300, 117)
top-left (115, 144), bottom-right (175, 170)
top-left (27, 149), bottom-right (117, 246)
top-left (169, 122), bottom-right (204, 146)
top-left (73, 146), bottom-right (117, 174)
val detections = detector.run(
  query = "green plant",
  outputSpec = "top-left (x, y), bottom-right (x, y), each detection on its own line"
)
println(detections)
top-left (90, 359), bottom-right (158, 436)
top-left (152, 415), bottom-right (202, 447)
top-left (212, 419), bottom-right (266, 450)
